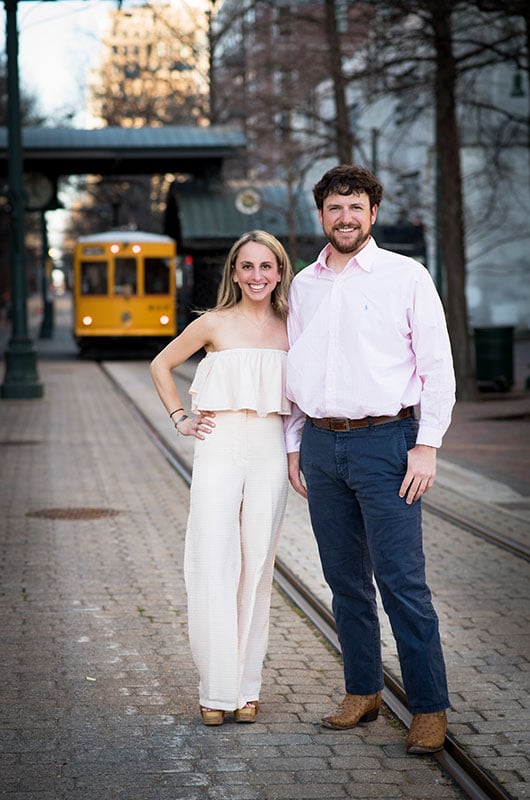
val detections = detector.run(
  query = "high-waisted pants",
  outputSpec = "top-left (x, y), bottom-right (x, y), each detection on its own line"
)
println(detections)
top-left (184, 410), bottom-right (288, 711)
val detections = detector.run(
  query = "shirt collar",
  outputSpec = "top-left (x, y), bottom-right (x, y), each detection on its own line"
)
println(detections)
top-left (315, 237), bottom-right (378, 276)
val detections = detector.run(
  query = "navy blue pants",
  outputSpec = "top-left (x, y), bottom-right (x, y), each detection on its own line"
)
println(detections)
top-left (300, 416), bottom-right (449, 714)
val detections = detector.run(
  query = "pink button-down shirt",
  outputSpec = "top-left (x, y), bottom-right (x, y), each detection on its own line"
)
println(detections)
top-left (284, 237), bottom-right (455, 452)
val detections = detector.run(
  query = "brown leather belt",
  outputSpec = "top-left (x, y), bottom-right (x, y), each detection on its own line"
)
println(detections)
top-left (307, 407), bottom-right (415, 431)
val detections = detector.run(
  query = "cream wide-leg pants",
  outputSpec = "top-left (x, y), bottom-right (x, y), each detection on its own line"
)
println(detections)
top-left (183, 410), bottom-right (288, 711)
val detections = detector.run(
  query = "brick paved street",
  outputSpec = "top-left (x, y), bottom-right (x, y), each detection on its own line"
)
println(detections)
top-left (1, 357), bottom-right (468, 800)
top-left (1, 296), bottom-right (529, 799)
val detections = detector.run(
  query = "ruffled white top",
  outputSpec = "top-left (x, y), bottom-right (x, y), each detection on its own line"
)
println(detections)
top-left (189, 348), bottom-right (291, 417)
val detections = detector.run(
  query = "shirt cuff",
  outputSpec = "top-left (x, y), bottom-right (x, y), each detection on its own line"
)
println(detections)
top-left (283, 403), bottom-right (305, 452)
top-left (416, 424), bottom-right (443, 449)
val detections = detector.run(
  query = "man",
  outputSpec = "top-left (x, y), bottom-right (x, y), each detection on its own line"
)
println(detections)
top-left (285, 165), bottom-right (455, 754)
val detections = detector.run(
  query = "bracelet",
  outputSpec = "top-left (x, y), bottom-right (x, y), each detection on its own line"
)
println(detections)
top-left (174, 414), bottom-right (189, 434)
top-left (169, 407), bottom-right (184, 419)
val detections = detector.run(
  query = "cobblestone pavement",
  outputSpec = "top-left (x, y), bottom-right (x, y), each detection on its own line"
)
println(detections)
top-left (1, 357), bottom-right (468, 800)
top-left (107, 355), bottom-right (530, 800)
top-left (1, 297), bottom-right (529, 799)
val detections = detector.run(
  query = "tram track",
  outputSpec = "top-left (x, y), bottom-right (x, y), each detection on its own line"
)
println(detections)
top-left (102, 362), bottom-right (517, 800)
top-left (423, 498), bottom-right (530, 562)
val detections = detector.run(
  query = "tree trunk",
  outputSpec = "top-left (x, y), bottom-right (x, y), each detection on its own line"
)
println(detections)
top-left (432, 6), bottom-right (477, 400)
top-left (323, 0), bottom-right (353, 164)
top-left (524, 8), bottom-right (530, 198)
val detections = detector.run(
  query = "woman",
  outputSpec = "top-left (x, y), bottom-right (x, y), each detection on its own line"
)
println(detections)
top-left (150, 230), bottom-right (293, 726)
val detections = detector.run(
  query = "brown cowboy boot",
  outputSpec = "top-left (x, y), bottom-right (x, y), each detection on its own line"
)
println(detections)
top-left (406, 710), bottom-right (447, 754)
top-left (321, 691), bottom-right (382, 729)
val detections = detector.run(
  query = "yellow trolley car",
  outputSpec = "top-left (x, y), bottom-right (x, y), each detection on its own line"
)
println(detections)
top-left (73, 230), bottom-right (177, 353)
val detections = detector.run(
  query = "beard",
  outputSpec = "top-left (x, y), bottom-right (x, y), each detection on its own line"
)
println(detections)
top-left (327, 225), bottom-right (371, 255)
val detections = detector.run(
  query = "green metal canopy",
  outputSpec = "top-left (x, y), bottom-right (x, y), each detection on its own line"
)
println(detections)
top-left (0, 125), bottom-right (246, 179)
top-left (172, 181), bottom-right (321, 248)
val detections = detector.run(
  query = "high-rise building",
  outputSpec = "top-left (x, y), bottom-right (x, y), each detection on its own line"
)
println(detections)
top-left (89, 3), bottom-right (209, 129)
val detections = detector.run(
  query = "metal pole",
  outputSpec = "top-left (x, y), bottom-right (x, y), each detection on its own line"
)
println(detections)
top-left (1, 0), bottom-right (43, 398)
top-left (39, 210), bottom-right (53, 338)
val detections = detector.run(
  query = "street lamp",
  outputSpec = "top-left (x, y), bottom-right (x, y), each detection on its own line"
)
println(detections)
top-left (1, 0), bottom-right (43, 398)
top-left (23, 173), bottom-right (60, 339)
top-left (1, 0), bottom-right (123, 398)
top-left (38, 209), bottom-right (53, 339)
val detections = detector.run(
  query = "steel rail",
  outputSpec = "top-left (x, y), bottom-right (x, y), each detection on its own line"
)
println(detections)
top-left (101, 364), bottom-right (514, 800)
top-left (423, 498), bottom-right (530, 562)
top-left (273, 558), bottom-right (513, 800)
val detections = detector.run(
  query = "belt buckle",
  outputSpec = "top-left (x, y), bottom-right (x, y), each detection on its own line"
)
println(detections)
top-left (331, 418), bottom-right (349, 431)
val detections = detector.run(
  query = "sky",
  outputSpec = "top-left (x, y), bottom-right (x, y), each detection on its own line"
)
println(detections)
top-left (4, 1), bottom-right (115, 126)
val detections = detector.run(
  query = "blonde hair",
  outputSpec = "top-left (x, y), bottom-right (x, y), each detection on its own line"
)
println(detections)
top-left (214, 230), bottom-right (293, 320)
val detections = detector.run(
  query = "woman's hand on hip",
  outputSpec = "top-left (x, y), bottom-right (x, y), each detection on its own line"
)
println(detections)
top-left (177, 411), bottom-right (216, 440)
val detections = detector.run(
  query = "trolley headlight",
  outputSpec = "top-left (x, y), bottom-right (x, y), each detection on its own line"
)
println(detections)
top-left (159, 314), bottom-right (170, 326)
top-left (82, 315), bottom-right (93, 326)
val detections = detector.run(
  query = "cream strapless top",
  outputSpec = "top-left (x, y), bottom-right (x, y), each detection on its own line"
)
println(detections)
top-left (189, 348), bottom-right (291, 417)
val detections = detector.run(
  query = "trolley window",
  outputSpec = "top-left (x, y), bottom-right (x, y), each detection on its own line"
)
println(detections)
top-left (114, 257), bottom-right (137, 296)
top-left (144, 257), bottom-right (171, 295)
top-left (81, 261), bottom-right (108, 295)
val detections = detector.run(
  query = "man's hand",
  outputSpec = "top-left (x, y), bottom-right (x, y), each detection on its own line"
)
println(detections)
top-left (288, 451), bottom-right (307, 499)
top-left (399, 444), bottom-right (437, 504)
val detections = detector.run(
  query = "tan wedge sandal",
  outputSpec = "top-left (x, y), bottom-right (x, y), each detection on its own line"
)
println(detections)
top-left (200, 707), bottom-right (225, 726)
top-left (234, 701), bottom-right (259, 723)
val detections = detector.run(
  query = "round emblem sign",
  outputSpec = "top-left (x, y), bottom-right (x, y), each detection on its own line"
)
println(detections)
top-left (235, 189), bottom-right (261, 215)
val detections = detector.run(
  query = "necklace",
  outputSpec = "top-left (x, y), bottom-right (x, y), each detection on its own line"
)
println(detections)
top-left (240, 311), bottom-right (275, 328)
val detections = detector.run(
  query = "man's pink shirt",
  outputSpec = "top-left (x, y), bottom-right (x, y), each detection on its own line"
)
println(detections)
top-left (284, 237), bottom-right (456, 453)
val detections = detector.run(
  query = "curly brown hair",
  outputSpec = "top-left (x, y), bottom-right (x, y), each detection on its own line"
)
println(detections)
top-left (313, 165), bottom-right (383, 211)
